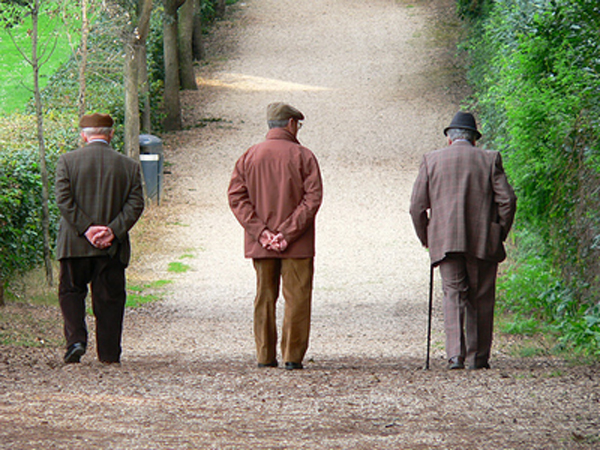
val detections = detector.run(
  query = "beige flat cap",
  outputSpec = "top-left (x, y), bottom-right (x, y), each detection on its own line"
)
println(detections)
top-left (266, 103), bottom-right (304, 121)
top-left (79, 113), bottom-right (114, 128)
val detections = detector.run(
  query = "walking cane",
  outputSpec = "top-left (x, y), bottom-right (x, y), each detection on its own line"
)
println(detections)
top-left (425, 264), bottom-right (434, 370)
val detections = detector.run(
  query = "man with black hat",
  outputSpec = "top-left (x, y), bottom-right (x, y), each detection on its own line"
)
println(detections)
top-left (55, 113), bottom-right (144, 364)
top-left (228, 103), bottom-right (323, 370)
top-left (409, 111), bottom-right (517, 370)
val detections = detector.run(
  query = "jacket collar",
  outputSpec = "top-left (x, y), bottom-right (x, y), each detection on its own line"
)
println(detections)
top-left (266, 127), bottom-right (300, 144)
top-left (450, 139), bottom-right (475, 147)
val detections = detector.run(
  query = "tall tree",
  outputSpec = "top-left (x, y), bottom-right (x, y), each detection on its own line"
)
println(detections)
top-left (192, 0), bottom-right (204, 61)
top-left (163, 0), bottom-right (186, 131)
top-left (178, 0), bottom-right (198, 90)
top-left (123, 0), bottom-right (153, 158)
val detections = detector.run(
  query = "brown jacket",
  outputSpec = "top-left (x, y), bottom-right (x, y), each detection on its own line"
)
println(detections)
top-left (55, 141), bottom-right (144, 266)
top-left (228, 128), bottom-right (323, 259)
top-left (409, 141), bottom-right (517, 264)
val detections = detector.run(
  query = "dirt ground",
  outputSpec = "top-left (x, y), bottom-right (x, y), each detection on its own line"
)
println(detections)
top-left (1, 0), bottom-right (599, 448)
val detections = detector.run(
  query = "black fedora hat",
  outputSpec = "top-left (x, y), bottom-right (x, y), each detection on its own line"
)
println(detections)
top-left (443, 111), bottom-right (482, 140)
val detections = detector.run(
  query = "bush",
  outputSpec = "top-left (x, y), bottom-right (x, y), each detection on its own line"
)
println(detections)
top-left (462, 0), bottom-right (600, 355)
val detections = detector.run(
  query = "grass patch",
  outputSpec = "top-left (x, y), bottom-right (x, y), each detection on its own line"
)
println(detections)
top-left (5, 267), bottom-right (59, 307)
top-left (0, 8), bottom-right (81, 113)
top-left (0, 303), bottom-right (62, 347)
top-left (126, 280), bottom-right (172, 308)
top-left (168, 262), bottom-right (191, 273)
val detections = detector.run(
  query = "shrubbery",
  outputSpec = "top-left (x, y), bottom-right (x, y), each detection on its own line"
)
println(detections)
top-left (0, 1), bottom-right (233, 302)
top-left (461, 0), bottom-right (600, 355)
top-left (0, 115), bottom-right (71, 298)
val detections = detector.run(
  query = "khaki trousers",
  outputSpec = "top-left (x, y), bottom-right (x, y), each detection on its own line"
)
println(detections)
top-left (438, 254), bottom-right (498, 366)
top-left (252, 258), bottom-right (314, 365)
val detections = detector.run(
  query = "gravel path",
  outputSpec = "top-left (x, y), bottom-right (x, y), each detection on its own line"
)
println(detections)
top-left (1, 0), bottom-right (599, 448)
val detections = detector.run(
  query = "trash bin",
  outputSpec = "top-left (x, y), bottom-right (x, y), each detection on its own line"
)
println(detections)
top-left (139, 134), bottom-right (164, 204)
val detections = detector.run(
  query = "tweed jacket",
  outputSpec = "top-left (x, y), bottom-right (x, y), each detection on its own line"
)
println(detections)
top-left (228, 127), bottom-right (323, 259)
top-left (55, 141), bottom-right (144, 266)
top-left (409, 141), bottom-right (517, 264)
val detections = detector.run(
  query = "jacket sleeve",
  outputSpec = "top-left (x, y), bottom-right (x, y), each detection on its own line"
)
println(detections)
top-left (107, 162), bottom-right (145, 241)
top-left (54, 155), bottom-right (94, 235)
top-left (228, 154), bottom-right (268, 241)
top-left (277, 153), bottom-right (323, 244)
top-left (491, 152), bottom-right (517, 240)
top-left (409, 157), bottom-right (430, 247)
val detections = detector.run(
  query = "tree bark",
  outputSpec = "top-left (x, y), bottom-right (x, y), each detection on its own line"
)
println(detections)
top-left (215, 0), bottom-right (226, 18)
top-left (139, 44), bottom-right (151, 134)
top-left (163, 0), bottom-right (186, 131)
top-left (124, 42), bottom-right (141, 159)
top-left (32, 0), bottom-right (53, 287)
top-left (178, 0), bottom-right (198, 90)
top-left (192, 0), bottom-right (204, 61)
top-left (123, 0), bottom-right (154, 158)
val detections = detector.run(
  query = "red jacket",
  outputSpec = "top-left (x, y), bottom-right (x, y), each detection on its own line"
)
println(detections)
top-left (228, 128), bottom-right (323, 259)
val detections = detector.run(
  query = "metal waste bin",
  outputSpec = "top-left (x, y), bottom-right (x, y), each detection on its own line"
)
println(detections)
top-left (139, 134), bottom-right (164, 204)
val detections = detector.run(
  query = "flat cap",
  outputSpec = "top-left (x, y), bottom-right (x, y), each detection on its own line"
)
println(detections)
top-left (266, 103), bottom-right (304, 122)
top-left (79, 113), bottom-right (114, 128)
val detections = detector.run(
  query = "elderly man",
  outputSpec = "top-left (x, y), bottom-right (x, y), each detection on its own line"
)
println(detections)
top-left (410, 112), bottom-right (517, 370)
top-left (55, 113), bottom-right (144, 364)
top-left (228, 103), bottom-right (323, 370)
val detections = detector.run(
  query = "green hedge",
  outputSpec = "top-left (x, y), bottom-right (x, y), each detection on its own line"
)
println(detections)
top-left (461, 0), bottom-right (600, 355)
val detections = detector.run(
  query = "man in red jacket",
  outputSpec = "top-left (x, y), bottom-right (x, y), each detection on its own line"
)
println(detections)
top-left (228, 103), bottom-right (323, 370)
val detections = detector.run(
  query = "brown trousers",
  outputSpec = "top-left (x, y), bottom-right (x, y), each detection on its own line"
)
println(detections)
top-left (438, 254), bottom-right (498, 366)
top-left (252, 258), bottom-right (314, 365)
top-left (59, 257), bottom-right (127, 363)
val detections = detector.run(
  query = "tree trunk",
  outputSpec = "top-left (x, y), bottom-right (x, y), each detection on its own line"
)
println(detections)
top-left (192, 0), bottom-right (204, 61)
top-left (77, 0), bottom-right (89, 119)
top-left (0, 279), bottom-right (4, 307)
top-left (123, 0), bottom-right (154, 157)
top-left (124, 41), bottom-right (141, 159)
top-left (215, 0), bottom-right (226, 18)
top-left (139, 44), bottom-right (151, 134)
top-left (178, 0), bottom-right (198, 90)
top-left (163, 0), bottom-right (185, 131)
top-left (32, 0), bottom-right (54, 287)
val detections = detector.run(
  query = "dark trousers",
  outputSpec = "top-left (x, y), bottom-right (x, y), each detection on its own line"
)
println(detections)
top-left (59, 257), bottom-right (127, 363)
top-left (438, 253), bottom-right (498, 366)
top-left (253, 258), bottom-right (314, 365)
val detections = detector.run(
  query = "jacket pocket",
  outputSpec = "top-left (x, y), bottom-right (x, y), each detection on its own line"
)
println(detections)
top-left (487, 222), bottom-right (506, 262)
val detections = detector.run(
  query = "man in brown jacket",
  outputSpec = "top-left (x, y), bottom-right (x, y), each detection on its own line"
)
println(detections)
top-left (410, 112), bottom-right (517, 370)
top-left (55, 113), bottom-right (144, 364)
top-left (228, 103), bottom-right (323, 370)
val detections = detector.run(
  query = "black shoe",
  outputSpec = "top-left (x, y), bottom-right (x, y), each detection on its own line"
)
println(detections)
top-left (448, 356), bottom-right (465, 370)
top-left (64, 342), bottom-right (86, 364)
top-left (257, 361), bottom-right (278, 368)
top-left (284, 362), bottom-right (303, 370)
top-left (468, 361), bottom-right (491, 370)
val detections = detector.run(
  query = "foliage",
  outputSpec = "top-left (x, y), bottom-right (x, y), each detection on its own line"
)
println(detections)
top-left (463, 0), bottom-right (600, 355)
top-left (0, 115), bottom-right (66, 286)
